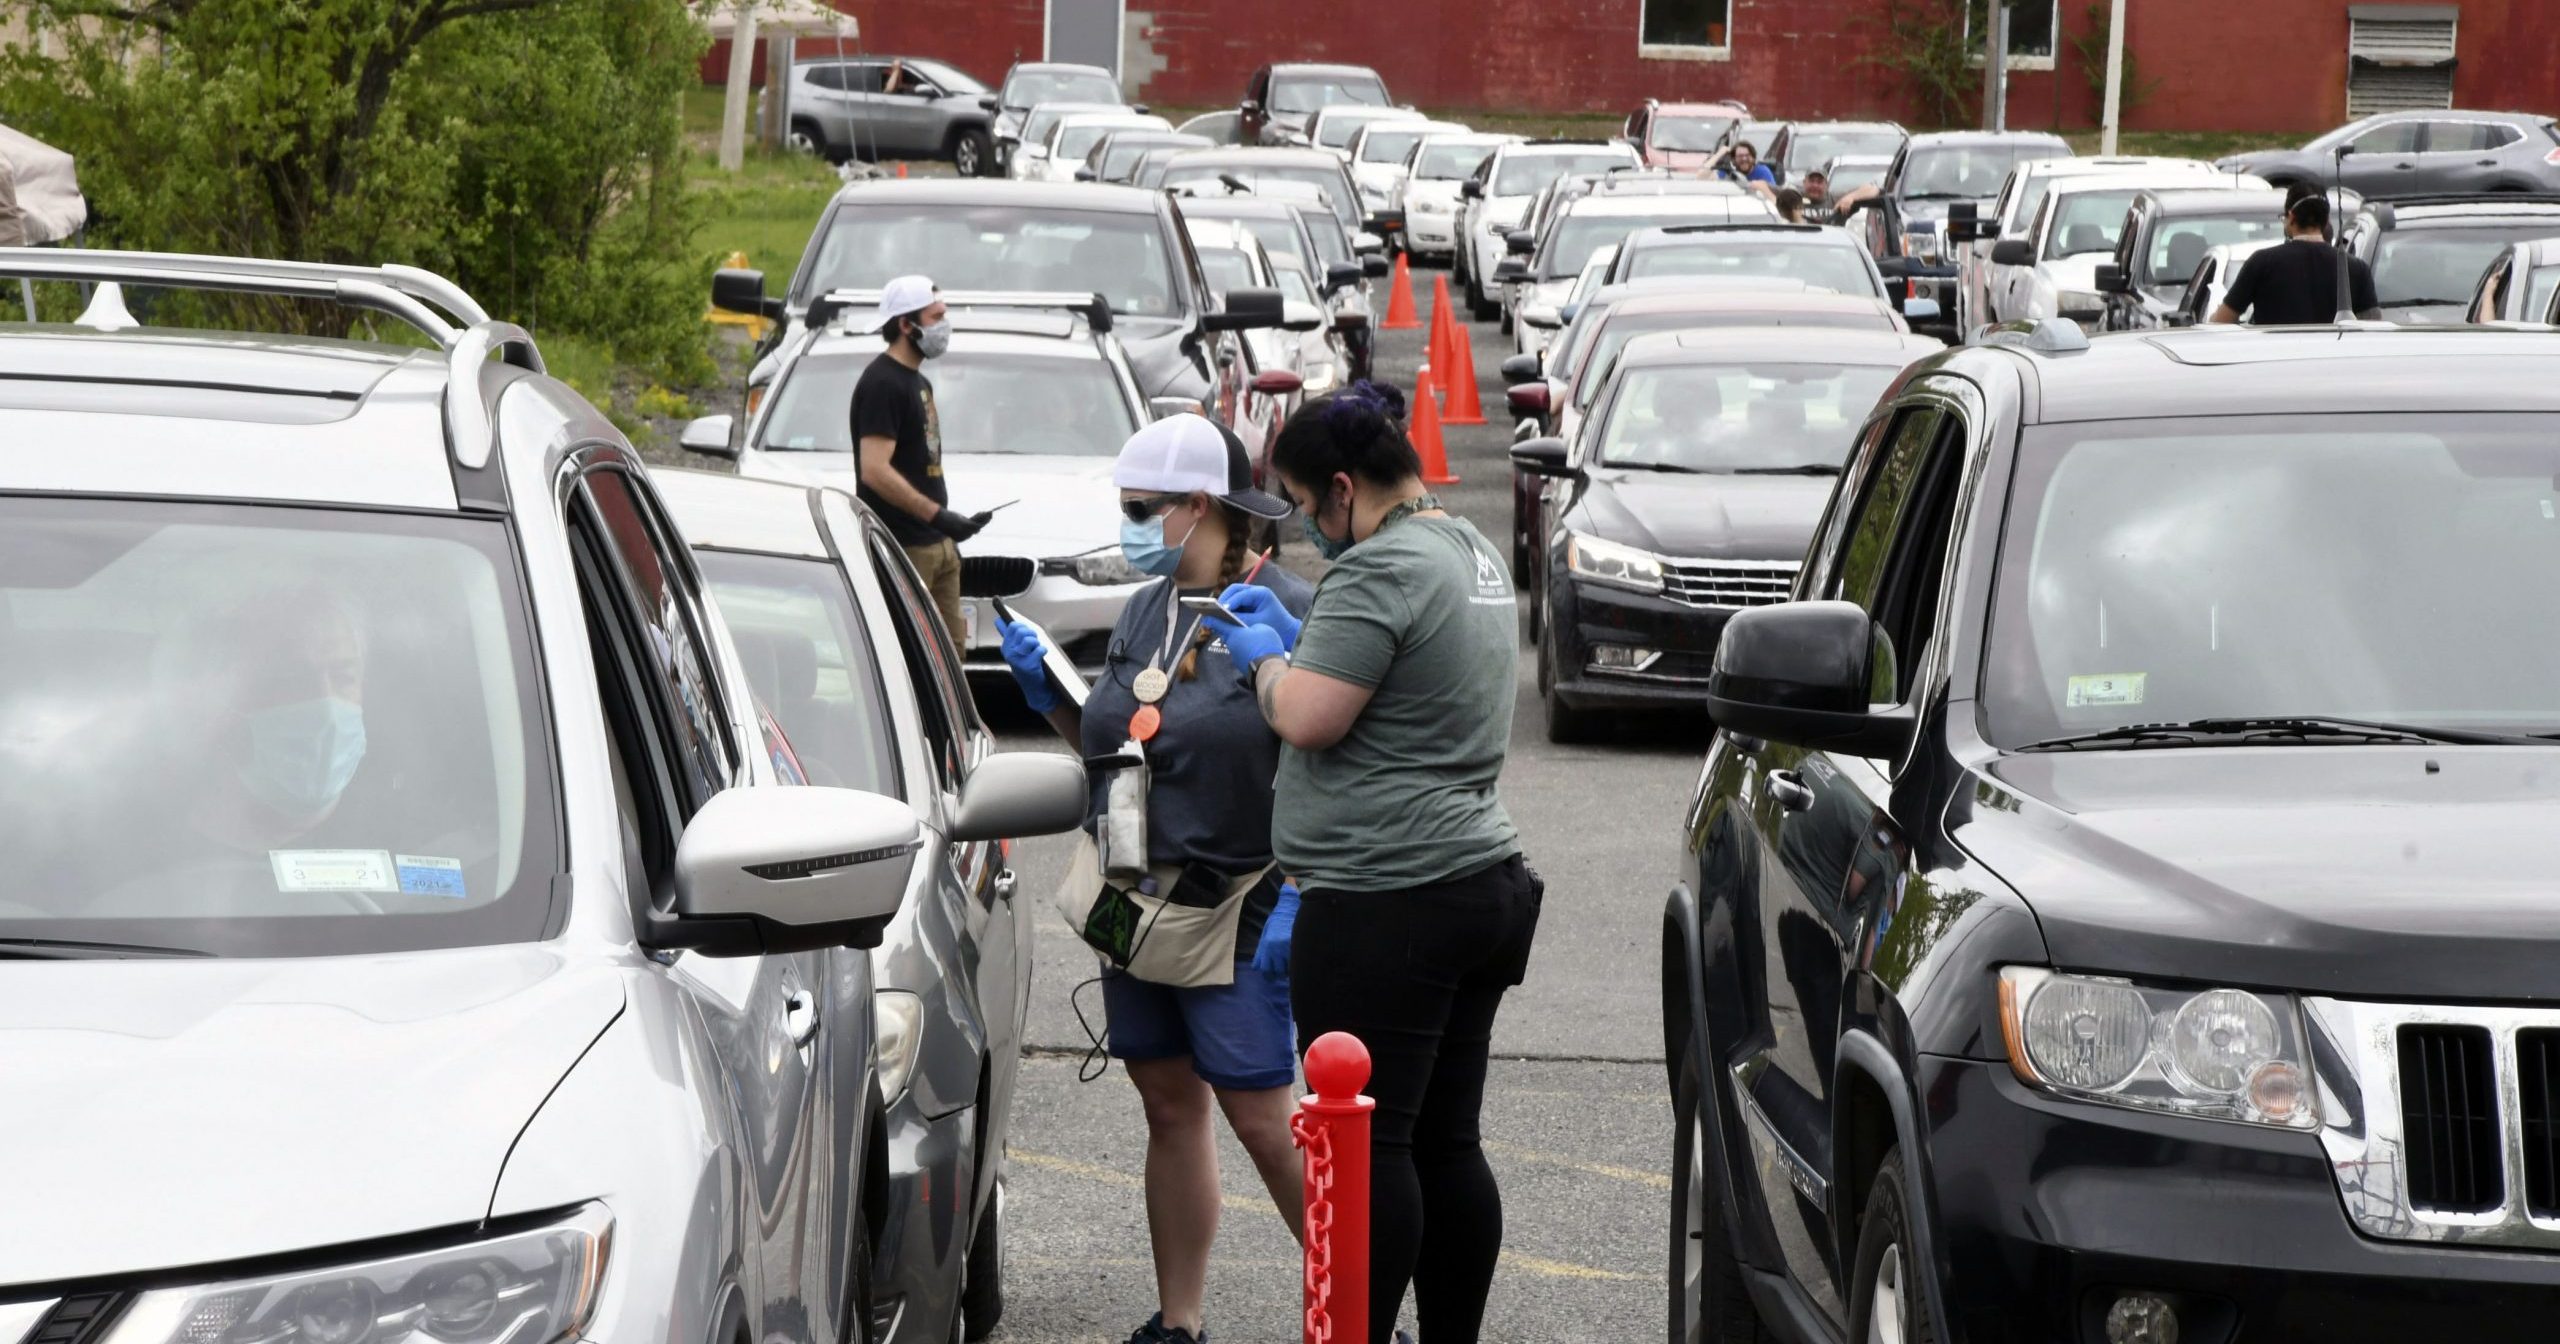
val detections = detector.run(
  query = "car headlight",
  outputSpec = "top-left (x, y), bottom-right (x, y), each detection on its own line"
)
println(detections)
top-left (1045, 546), bottom-right (1144, 587)
top-left (876, 988), bottom-right (924, 1102)
top-left (1998, 967), bottom-right (2318, 1129)
top-left (1565, 532), bottom-right (1664, 595)
top-left (1901, 227), bottom-right (1940, 261)
top-left (101, 1205), bottom-right (610, 1344)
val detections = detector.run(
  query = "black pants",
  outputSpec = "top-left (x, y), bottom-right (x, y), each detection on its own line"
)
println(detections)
top-left (1293, 854), bottom-right (1543, 1344)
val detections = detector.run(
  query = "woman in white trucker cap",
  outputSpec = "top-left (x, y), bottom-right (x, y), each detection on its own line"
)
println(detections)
top-left (998, 414), bottom-right (1311, 1344)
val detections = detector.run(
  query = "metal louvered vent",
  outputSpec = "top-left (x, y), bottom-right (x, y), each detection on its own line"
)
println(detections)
top-left (30, 1295), bottom-right (124, 1344)
top-left (2398, 1024), bottom-right (2502, 1212)
top-left (2520, 1029), bottom-right (2560, 1217)
top-left (2346, 6), bottom-right (2457, 117)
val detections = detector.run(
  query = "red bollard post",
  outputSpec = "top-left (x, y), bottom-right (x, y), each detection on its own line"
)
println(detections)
top-left (1295, 1032), bottom-right (1373, 1344)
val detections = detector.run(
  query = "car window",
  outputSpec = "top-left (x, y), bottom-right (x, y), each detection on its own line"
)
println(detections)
top-left (1269, 73), bottom-right (1388, 115)
top-left (2372, 225), bottom-right (2560, 308)
top-left (801, 64), bottom-right (847, 92)
top-left (866, 532), bottom-right (973, 790)
top-left (1901, 143), bottom-right (2059, 199)
top-left (1789, 129), bottom-right (1905, 174)
top-left (1416, 141), bottom-right (1495, 179)
top-left (1056, 118), bottom-right (1161, 162)
top-left (2350, 120), bottom-right (2422, 154)
top-left (698, 551), bottom-right (900, 797)
top-left (2043, 188), bottom-right (2139, 258)
top-left (1316, 112), bottom-right (1396, 149)
top-left (805, 205), bottom-right (1180, 317)
top-left (2429, 121), bottom-right (2520, 153)
top-left (1652, 116), bottom-right (1736, 152)
top-left (1219, 214), bottom-right (1309, 269)
top-left (2144, 212), bottom-right (2285, 284)
top-left (1542, 211), bottom-right (1734, 279)
top-left (1494, 151), bottom-right (1633, 198)
top-left (1006, 69), bottom-right (1118, 109)
top-left (1831, 405), bottom-right (1962, 703)
top-left (1596, 363), bottom-right (1899, 472)
top-left (1163, 163), bottom-right (1356, 225)
top-left (1358, 126), bottom-right (1435, 163)
top-left (580, 468), bottom-right (736, 802)
top-left (904, 58), bottom-right (985, 94)
top-left (842, 63), bottom-right (886, 95)
top-left (760, 349), bottom-right (1138, 457)
top-left (0, 497), bottom-right (559, 957)
top-left (1984, 415), bottom-right (2560, 746)
top-left (1624, 239), bottom-right (1878, 296)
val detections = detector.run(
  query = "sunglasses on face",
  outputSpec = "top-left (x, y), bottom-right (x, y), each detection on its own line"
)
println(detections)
top-left (1121, 493), bottom-right (1189, 525)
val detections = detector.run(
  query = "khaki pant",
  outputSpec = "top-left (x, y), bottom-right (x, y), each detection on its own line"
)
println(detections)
top-left (903, 539), bottom-right (966, 652)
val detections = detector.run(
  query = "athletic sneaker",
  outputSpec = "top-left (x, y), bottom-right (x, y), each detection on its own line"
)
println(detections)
top-left (1125, 1312), bottom-right (1208, 1344)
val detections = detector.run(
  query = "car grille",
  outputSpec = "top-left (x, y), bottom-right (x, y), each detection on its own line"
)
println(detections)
top-left (2521, 1030), bottom-right (2560, 1218)
top-left (2398, 1024), bottom-right (2501, 1212)
top-left (1659, 558), bottom-right (1797, 610)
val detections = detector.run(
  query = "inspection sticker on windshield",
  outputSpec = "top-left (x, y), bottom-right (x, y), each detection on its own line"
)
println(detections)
top-left (2066, 673), bottom-right (2146, 708)
top-left (396, 855), bottom-right (467, 898)
top-left (270, 849), bottom-right (398, 893)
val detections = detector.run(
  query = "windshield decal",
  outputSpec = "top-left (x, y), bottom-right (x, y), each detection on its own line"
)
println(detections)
top-left (270, 849), bottom-right (399, 893)
top-left (2066, 673), bottom-right (2146, 709)
top-left (396, 855), bottom-right (468, 898)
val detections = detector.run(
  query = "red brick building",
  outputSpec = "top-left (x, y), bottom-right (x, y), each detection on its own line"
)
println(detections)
top-left (709, 0), bottom-right (2558, 134)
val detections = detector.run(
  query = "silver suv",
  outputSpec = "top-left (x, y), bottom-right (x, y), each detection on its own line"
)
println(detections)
top-left (0, 250), bottom-right (1084, 1343)
top-left (768, 56), bottom-right (996, 173)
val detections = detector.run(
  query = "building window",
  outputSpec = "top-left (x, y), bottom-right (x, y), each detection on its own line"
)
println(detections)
top-left (2345, 4), bottom-right (2457, 119)
top-left (1639, 0), bottom-right (1731, 60)
top-left (1964, 0), bottom-right (2058, 70)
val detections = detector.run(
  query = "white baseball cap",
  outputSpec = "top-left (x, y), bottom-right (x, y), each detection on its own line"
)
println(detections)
top-left (875, 274), bottom-right (939, 329)
top-left (1113, 414), bottom-right (1295, 520)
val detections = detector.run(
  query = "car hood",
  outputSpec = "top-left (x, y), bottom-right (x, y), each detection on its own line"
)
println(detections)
top-left (1405, 181), bottom-right (1461, 208)
top-left (0, 947), bottom-right (623, 1285)
top-left (1899, 198), bottom-right (1965, 225)
top-left (1959, 746), bottom-right (2560, 1001)
top-left (1353, 163), bottom-right (1404, 192)
top-left (1568, 468), bottom-right (1831, 558)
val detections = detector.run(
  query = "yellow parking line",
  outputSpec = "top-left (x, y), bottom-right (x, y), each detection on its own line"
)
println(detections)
top-left (1484, 1140), bottom-right (1673, 1191)
top-left (1010, 1148), bottom-right (1270, 1217)
top-left (1500, 1251), bottom-right (1645, 1283)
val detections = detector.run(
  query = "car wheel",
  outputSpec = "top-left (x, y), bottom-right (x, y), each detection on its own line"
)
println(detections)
top-left (1471, 278), bottom-right (1501, 323)
top-left (1848, 1148), bottom-right (1940, 1344)
top-left (788, 120), bottom-right (826, 158)
top-left (1670, 1045), bottom-right (1769, 1344)
top-left (845, 1195), bottom-right (879, 1344)
top-left (959, 1176), bottom-right (1006, 1340)
top-left (952, 128), bottom-right (993, 178)
top-left (1538, 617), bottom-right (1595, 744)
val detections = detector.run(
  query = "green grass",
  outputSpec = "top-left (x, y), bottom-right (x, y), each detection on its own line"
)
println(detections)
top-left (2062, 129), bottom-right (2294, 160)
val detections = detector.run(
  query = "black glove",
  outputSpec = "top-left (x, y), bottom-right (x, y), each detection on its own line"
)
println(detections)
top-left (931, 507), bottom-right (989, 543)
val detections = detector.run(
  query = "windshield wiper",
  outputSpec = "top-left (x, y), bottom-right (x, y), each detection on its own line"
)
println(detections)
top-left (0, 936), bottom-right (212, 960)
top-left (1602, 460), bottom-right (1704, 473)
top-left (2018, 715), bottom-right (2537, 752)
top-left (1730, 464), bottom-right (1842, 476)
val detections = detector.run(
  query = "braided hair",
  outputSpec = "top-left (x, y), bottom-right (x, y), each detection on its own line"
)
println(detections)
top-left (1176, 500), bottom-right (1257, 682)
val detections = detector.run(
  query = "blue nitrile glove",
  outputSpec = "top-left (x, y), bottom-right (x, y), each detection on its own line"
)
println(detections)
top-left (1218, 583), bottom-right (1302, 650)
top-left (996, 618), bottom-right (1057, 713)
top-left (1204, 614), bottom-right (1287, 670)
top-left (1252, 882), bottom-right (1300, 976)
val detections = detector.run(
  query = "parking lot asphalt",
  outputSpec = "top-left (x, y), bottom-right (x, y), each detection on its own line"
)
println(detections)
top-left (989, 272), bottom-right (1694, 1342)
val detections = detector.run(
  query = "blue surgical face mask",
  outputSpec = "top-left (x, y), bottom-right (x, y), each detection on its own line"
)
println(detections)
top-left (1301, 483), bottom-right (1353, 561)
top-left (239, 695), bottom-right (367, 819)
top-left (1120, 513), bottom-right (1188, 577)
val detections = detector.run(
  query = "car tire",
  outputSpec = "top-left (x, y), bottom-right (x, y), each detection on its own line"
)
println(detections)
top-left (1670, 1045), bottom-right (1769, 1344)
top-left (788, 119), bottom-right (827, 159)
top-left (959, 1177), bottom-right (1006, 1341)
top-left (1848, 1148), bottom-right (1941, 1344)
top-left (952, 128), bottom-right (994, 178)
top-left (1473, 278), bottom-right (1501, 323)
top-left (1538, 618), bottom-right (1596, 744)
top-left (845, 1195), bottom-right (879, 1344)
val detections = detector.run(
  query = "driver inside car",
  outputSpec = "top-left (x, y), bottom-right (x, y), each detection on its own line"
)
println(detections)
top-left (1625, 377), bottom-right (1731, 467)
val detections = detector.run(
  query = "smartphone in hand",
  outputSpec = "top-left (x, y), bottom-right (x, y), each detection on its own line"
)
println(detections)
top-left (1178, 594), bottom-right (1246, 626)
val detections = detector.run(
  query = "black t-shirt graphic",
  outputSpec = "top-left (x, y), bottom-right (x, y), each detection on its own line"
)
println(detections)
top-left (850, 353), bottom-right (947, 546)
top-left (2222, 237), bottom-right (2378, 325)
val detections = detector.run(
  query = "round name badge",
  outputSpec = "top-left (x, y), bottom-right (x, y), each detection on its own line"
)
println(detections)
top-left (1132, 666), bottom-right (1171, 704)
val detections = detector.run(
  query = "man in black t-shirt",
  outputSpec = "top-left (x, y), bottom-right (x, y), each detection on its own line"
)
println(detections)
top-left (2213, 195), bottom-right (2380, 326)
top-left (852, 274), bottom-right (989, 644)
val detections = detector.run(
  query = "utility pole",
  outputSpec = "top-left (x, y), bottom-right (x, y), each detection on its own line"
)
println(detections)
top-left (1981, 0), bottom-right (2001, 129)
top-left (719, 2), bottom-right (758, 172)
top-left (2099, 0), bottom-right (2129, 154)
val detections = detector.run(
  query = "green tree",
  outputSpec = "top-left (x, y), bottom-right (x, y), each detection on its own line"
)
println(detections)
top-left (0, 0), bottom-right (709, 380)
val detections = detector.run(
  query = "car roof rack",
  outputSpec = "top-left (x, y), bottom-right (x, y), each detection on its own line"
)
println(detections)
top-left (1972, 316), bottom-right (2089, 355)
top-left (0, 247), bottom-right (541, 472)
top-left (807, 288), bottom-right (1114, 335)
top-left (1649, 222), bottom-right (1830, 236)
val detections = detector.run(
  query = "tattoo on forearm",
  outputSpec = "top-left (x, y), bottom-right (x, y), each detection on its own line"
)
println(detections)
top-left (1254, 658), bottom-right (1284, 726)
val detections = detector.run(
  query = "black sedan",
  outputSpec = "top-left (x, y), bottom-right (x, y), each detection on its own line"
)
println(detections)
top-left (1510, 325), bottom-right (1938, 741)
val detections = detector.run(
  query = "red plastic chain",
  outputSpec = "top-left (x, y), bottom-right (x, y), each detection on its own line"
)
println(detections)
top-left (1292, 1109), bottom-right (1336, 1344)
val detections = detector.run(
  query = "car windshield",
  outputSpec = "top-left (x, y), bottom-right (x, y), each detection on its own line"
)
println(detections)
top-left (1495, 151), bottom-right (1632, 197)
top-left (906, 59), bottom-right (985, 94)
top-left (1416, 142), bottom-right (1496, 179)
top-left (696, 553), bottom-right (898, 797)
top-left (1904, 143), bottom-right (2060, 199)
top-left (1005, 69), bottom-right (1117, 109)
top-left (1573, 308), bottom-right (1888, 407)
top-left (2043, 189), bottom-right (2139, 258)
top-left (1164, 165), bottom-right (1354, 224)
top-left (1214, 213), bottom-right (1309, 268)
top-left (1100, 137), bottom-right (1186, 179)
top-left (804, 205), bottom-right (1181, 317)
top-left (1543, 211), bottom-right (1726, 278)
top-left (1023, 104), bottom-right (1116, 146)
top-left (1359, 127), bottom-right (1436, 163)
top-left (1055, 118), bottom-right (1155, 161)
top-left (2372, 225), bottom-right (2557, 308)
top-left (1597, 364), bottom-right (1897, 471)
top-left (1270, 73), bottom-right (1387, 115)
top-left (1197, 243), bottom-right (1258, 294)
top-left (1985, 415), bottom-right (2560, 746)
top-left (1318, 112), bottom-right (1406, 149)
top-left (2145, 212), bottom-right (2286, 284)
top-left (1624, 239), bottom-right (1878, 296)
top-left (761, 350), bottom-right (1139, 457)
top-left (1790, 130), bottom-right (1904, 172)
top-left (1653, 116), bottom-right (1735, 151)
top-left (1825, 162), bottom-right (1888, 195)
top-left (1298, 209), bottom-right (1352, 266)
top-left (0, 498), bottom-right (556, 957)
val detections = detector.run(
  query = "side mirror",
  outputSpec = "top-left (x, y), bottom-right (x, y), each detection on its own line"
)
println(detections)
top-left (1353, 230), bottom-right (1386, 252)
top-left (1498, 352), bottom-right (1542, 385)
top-left (1560, 301), bottom-right (1583, 323)
top-left (1522, 303), bottom-right (1561, 328)
top-left (1279, 301), bottom-right (1325, 333)
top-left (1460, 179), bottom-right (1484, 199)
top-left (1506, 383), bottom-right (1551, 417)
top-left (1151, 395), bottom-right (1206, 419)
top-left (1990, 239), bottom-right (2036, 267)
top-left (949, 752), bottom-right (1089, 844)
top-left (1324, 260), bottom-right (1366, 292)
top-left (679, 414), bottom-right (737, 459)
top-left (1075, 167), bottom-right (1098, 182)
top-left (1902, 296), bottom-right (1942, 324)
top-left (2095, 263), bottom-right (2131, 293)
top-left (1253, 367), bottom-right (1305, 395)
top-left (1203, 286), bottom-right (1286, 331)
top-left (1947, 201), bottom-right (1978, 223)
top-left (1875, 256), bottom-right (1909, 278)
top-left (1133, 103), bottom-right (1151, 115)
top-left (1508, 435), bottom-right (1573, 477)
top-left (1945, 219), bottom-right (1981, 242)
top-left (978, 96), bottom-right (999, 112)
top-left (712, 267), bottom-right (784, 321)
top-left (1362, 252), bottom-right (1390, 278)
top-left (673, 787), bottom-right (915, 950)
top-left (1706, 601), bottom-right (1913, 758)
top-left (1240, 98), bottom-right (1262, 116)
top-left (1504, 229), bottom-right (1536, 255)
top-left (1493, 257), bottom-right (1528, 282)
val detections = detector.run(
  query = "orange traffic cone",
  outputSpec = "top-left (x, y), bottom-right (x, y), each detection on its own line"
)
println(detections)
top-left (896, 162), bottom-right (908, 178)
top-left (1426, 274), bottom-right (1459, 404)
top-left (1441, 316), bottom-right (1486, 426)
top-left (1381, 252), bottom-right (1422, 330)
top-left (1410, 367), bottom-right (1459, 486)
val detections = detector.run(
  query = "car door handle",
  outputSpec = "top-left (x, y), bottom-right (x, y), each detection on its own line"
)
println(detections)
top-left (992, 868), bottom-right (1018, 903)
top-left (2478, 159), bottom-right (2500, 167)
top-left (1767, 769), bottom-right (1817, 813)
top-left (784, 991), bottom-right (820, 1047)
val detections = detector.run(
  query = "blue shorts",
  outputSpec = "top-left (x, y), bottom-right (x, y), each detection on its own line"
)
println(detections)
top-left (1101, 958), bottom-right (1298, 1091)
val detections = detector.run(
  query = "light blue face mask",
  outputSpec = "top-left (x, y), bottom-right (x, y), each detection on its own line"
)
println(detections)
top-left (1302, 484), bottom-right (1353, 561)
top-left (239, 695), bottom-right (367, 819)
top-left (1119, 514), bottom-right (1187, 577)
